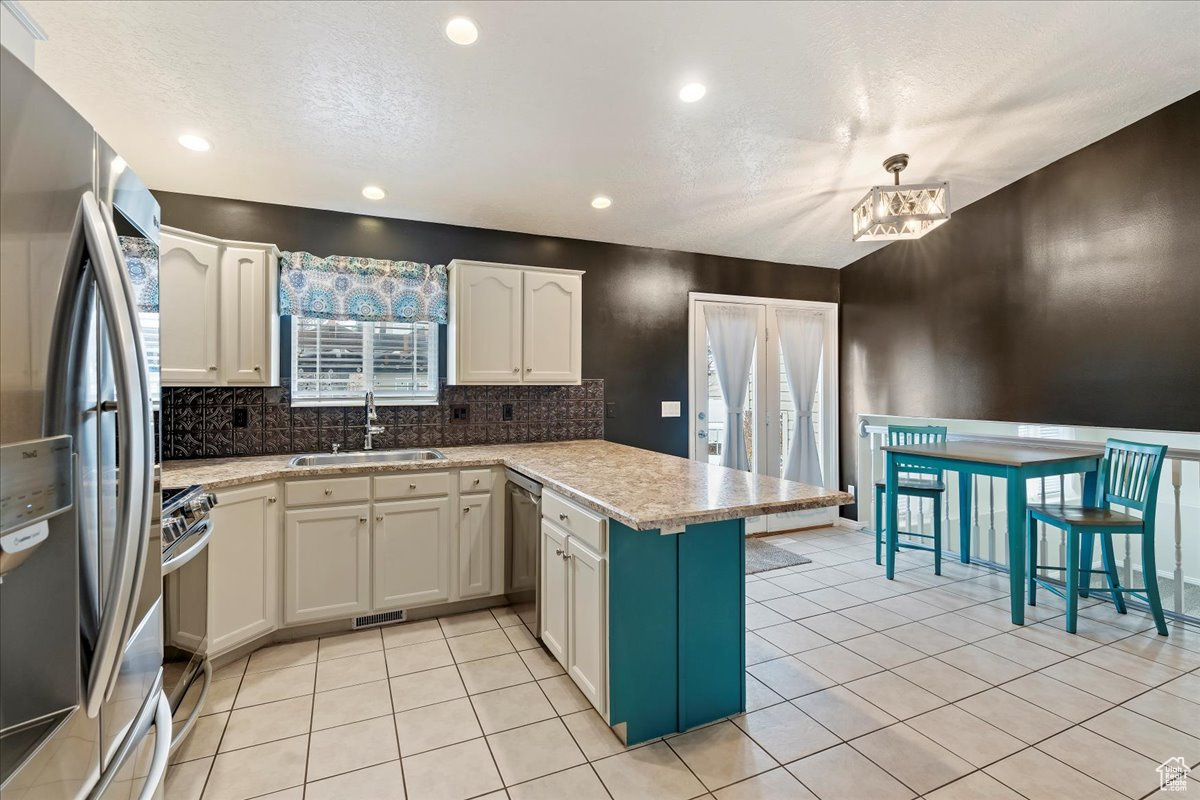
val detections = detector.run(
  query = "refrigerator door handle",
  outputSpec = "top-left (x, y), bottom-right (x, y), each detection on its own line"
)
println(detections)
top-left (138, 692), bottom-right (173, 800)
top-left (167, 659), bottom-right (211, 755)
top-left (85, 684), bottom-right (170, 800)
top-left (64, 191), bottom-right (154, 718)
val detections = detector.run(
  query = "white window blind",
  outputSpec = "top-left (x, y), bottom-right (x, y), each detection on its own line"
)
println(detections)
top-left (292, 317), bottom-right (438, 404)
top-left (138, 310), bottom-right (161, 405)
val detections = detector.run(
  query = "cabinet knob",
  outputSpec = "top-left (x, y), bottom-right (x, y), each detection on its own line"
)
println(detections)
top-left (512, 368), bottom-right (519, 373)
top-left (409, 483), bottom-right (417, 489)
top-left (463, 507), bottom-right (470, 514)
top-left (555, 548), bottom-right (565, 556)
top-left (472, 478), bottom-right (480, 485)
top-left (375, 515), bottom-right (383, 522)
top-left (253, 364), bottom-right (261, 372)
top-left (268, 497), bottom-right (276, 503)
top-left (324, 488), bottom-right (333, 496)
top-left (359, 516), bottom-right (367, 523)
top-left (208, 365), bottom-right (218, 371)
top-left (558, 513), bottom-right (568, 521)
top-left (526, 367), bottom-right (532, 372)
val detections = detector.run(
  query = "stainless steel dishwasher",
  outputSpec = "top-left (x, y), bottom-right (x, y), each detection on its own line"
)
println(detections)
top-left (505, 470), bottom-right (541, 636)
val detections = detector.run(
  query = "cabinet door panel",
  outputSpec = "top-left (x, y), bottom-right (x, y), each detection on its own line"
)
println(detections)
top-left (374, 497), bottom-right (451, 609)
top-left (458, 492), bottom-right (492, 599)
top-left (523, 271), bottom-right (581, 383)
top-left (540, 521), bottom-right (568, 665)
top-left (206, 483), bottom-right (279, 655)
top-left (284, 504), bottom-right (370, 624)
top-left (456, 265), bottom-right (522, 382)
top-left (567, 538), bottom-right (606, 711)
top-left (220, 246), bottom-right (272, 385)
top-left (160, 232), bottom-right (220, 385)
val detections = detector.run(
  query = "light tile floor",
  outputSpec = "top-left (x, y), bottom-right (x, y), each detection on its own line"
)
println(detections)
top-left (165, 528), bottom-right (1200, 800)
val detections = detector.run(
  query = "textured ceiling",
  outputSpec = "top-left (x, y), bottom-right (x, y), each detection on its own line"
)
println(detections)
top-left (23, 0), bottom-right (1200, 268)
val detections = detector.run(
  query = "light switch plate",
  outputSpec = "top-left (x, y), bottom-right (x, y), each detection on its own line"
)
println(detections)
top-left (661, 401), bottom-right (681, 418)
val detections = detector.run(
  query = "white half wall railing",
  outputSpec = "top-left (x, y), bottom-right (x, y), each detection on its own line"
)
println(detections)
top-left (855, 414), bottom-right (1200, 625)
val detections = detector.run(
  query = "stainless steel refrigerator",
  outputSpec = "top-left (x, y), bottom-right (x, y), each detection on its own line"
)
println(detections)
top-left (1, 45), bottom-right (169, 799)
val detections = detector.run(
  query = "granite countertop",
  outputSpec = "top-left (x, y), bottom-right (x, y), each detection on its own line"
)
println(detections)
top-left (162, 440), bottom-right (853, 531)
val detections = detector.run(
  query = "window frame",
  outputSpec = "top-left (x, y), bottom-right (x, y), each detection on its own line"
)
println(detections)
top-left (290, 316), bottom-right (440, 407)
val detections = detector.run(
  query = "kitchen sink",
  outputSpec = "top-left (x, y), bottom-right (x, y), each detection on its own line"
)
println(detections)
top-left (288, 449), bottom-right (446, 467)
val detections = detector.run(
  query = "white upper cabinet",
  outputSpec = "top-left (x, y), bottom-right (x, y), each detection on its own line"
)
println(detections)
top-left (160, 226), bottom-right (279, 387)
top-left (220, 245), bottom-right (279, 385)
top-left (524, 271), bottom-right (582, 383)
top-left (160, 231), bottom-right (220, 385)
top-left (448, 261), bottom-right (583, 385)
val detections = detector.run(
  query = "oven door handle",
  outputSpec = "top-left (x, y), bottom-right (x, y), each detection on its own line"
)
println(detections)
top-left (162, 519), bottom-right (212, 576)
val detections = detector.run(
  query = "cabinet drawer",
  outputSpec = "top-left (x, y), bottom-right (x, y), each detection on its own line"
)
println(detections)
top-left (286, 477), bottom-right (370, 507)
top-left (375, 472), bottom-right (452, 500)
top-left (542, 489), bottom-right (605, 553)
top-left (459, 468), bottom-right (496, 494)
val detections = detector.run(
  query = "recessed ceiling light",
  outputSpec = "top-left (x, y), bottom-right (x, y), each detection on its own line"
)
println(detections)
top-left (678, 82), bottom-right (707, 103)
top-left (590, 196), bottom-right (612, 210)
top-left (444, 16), bottom-right (479, 45)
top-left (362, 186), bottom-right (386, 200)
top-left (177, 134), bottom-right (211, 152)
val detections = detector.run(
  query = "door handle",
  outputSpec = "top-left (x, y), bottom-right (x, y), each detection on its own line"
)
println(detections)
top-left (50, 192), bottom-right (153, 719)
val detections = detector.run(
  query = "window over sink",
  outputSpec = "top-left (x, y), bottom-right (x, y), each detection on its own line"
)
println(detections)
top-left (291, 317), bottom-right (438, 405)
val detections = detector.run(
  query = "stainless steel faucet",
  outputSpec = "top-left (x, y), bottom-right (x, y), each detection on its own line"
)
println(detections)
top-left (363, 390), bottom-right (386, 450)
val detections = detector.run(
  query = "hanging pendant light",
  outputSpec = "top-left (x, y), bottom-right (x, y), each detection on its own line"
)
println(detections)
top-left (851, 154), bottom-right (950, 241)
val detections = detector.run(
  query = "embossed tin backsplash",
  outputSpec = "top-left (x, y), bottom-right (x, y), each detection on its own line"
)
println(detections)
top-left (161, 379), bottom-right (604, 460)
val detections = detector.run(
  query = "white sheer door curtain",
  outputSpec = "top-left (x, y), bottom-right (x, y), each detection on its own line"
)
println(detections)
top-left (704, 305), bottom-right (758, 471)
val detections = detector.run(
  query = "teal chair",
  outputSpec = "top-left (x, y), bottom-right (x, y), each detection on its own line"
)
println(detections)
top-left (1026, 439), bottom-right (1169, 636)
top-left (875, 425), bottom-right (948, 575)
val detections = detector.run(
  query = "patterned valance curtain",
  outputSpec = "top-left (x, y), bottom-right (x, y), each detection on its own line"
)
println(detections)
top-left (119, 236), bottom-right (159, 313)
top-left (279, 252), bottom-right (448, 324)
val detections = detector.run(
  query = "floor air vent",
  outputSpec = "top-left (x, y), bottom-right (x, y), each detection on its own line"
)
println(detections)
top-left (353, 610), bottom-right (406, 629)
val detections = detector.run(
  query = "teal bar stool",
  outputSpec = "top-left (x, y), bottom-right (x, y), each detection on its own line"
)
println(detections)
top-left (875, 425), bottom-right (948, 575)
top-left (1026, 439), bottom-right (1169, 636)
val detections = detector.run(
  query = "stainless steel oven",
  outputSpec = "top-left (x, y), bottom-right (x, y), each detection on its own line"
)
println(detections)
top-left (160, 486), bottom-right (215, 754)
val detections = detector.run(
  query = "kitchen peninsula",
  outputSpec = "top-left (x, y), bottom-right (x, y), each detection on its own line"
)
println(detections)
top-left (163, 440), bottom-right (851, 744)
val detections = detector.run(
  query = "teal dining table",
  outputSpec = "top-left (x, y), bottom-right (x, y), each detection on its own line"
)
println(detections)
top-left (882, 440), bottom-right (1105, 625)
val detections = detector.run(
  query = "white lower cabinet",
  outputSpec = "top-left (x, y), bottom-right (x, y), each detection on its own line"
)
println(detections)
top-left (458, 492), bottom-right (493, 599)
top-left (541, 518), bottom-right (606, 712)
top-left (203, 482), bottom-right (279, 655)
top-left (284, 504), bottom-right (371, 624)
top-left (567, 537), bottom-right (606, 710)
top-left (373, 497), bottom-right (452, 609)
top-left (540, 521), bottom-right (569, 664)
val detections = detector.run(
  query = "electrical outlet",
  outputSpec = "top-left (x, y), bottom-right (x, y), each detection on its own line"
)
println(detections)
top-left (233, 407), bottom-right (249, 428)
top-left (605, 402), bottom-right (616, 419)
top-left (450, 404), bottom-right (469, 423)
top-left (661, 401), bottom-right (681, 418)
top-left (847, 483), bottom-right (857, 499)
top-left (501, 403), bottom-right (514, 421)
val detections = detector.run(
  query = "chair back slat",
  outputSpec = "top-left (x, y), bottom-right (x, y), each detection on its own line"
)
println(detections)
top-left (888, 425), bottom-right (947, 478)
top-left (1101, 438), bottom-right (1167, 513)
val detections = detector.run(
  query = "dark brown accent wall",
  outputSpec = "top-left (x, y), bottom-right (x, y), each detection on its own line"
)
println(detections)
top-left (839, 92), bottom-right (1200, 515)
top-left (154, 192), bottom-right (839, 457)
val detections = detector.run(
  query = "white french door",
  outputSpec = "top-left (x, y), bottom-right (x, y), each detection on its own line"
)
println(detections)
top-left (689, 293), bottom-right (839, 532)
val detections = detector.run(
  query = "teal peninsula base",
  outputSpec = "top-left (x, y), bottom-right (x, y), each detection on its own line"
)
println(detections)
top-left (608, 517), bottom-right (746, 745)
